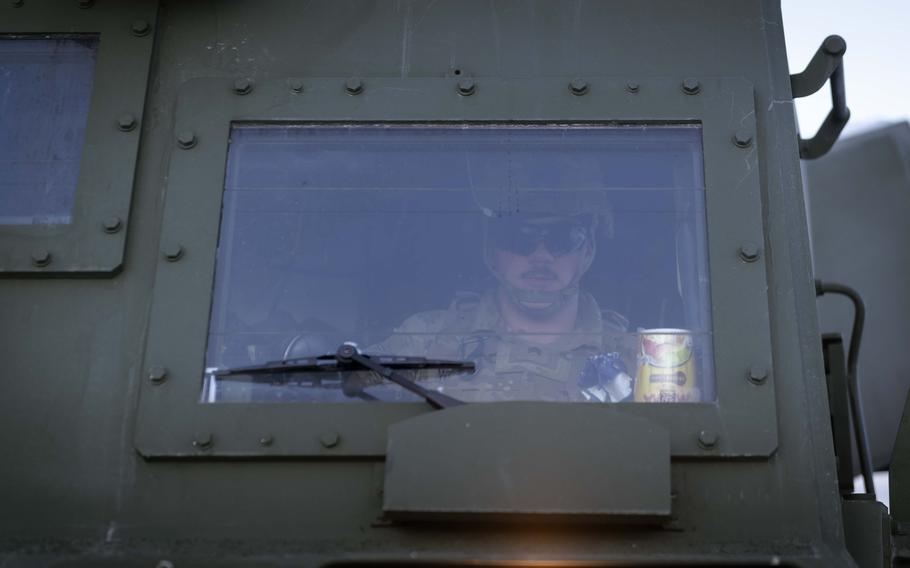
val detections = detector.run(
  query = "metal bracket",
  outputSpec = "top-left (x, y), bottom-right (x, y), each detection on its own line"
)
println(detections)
top-left (790, 35), bottom-right (850, 160)
top-left (821, 333), bottom-right (855, 494)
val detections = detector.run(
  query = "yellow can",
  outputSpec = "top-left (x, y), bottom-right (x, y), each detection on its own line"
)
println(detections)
top-left (633, 329), bottom-right (700, 403)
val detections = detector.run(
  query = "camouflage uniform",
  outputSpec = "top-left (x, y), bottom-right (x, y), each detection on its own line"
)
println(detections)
top-left (369, 289), bottom-right (634, 402)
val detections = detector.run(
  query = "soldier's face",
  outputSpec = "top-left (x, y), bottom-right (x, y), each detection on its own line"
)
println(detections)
top-left (492, 239), bottom-right (593, 297)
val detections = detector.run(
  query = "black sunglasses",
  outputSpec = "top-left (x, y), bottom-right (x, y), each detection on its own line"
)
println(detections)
top-left (489, 219), bottom-right (589, 257)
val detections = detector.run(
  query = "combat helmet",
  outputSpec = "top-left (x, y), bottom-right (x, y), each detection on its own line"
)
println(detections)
top-left (475, 189), bottom-right (614, 316)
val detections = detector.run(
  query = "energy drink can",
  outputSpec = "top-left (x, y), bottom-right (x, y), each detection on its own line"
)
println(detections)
top-left (633, 329), bottom-right (699, 403)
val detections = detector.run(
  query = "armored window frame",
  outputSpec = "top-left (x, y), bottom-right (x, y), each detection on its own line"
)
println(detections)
top-left (135, 76), bottom-right (776, 458)
top-left (0, 1), bottom-right (157, 275)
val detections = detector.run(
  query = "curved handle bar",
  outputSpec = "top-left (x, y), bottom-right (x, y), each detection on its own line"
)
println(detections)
top-left (790, 35), bottom-right (850, 160)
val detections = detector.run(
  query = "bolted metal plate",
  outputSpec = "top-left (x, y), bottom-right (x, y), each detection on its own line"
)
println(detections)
top-left (383, 402), bottom-right (671, 521)
top-left (0, 0), bottom-right (157, 276)
top-left (135, 76), bottom-right (776, 459)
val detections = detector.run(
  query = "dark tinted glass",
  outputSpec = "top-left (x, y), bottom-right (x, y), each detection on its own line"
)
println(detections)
top-left (0, 36), bottom-right (99, 225)
top-left (203, 125), bottom-right (714, 405)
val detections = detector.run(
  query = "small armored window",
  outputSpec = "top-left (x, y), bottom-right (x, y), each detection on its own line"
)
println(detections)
top-left (202, 124), bottom-right (714, 405)
top-left (0, 35), bottom-right (99, 225)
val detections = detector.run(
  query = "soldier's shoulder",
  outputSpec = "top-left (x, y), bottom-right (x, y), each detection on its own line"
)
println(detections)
top-left (601, 309), bottom-right (629, 333)
top-left (394, 291), bottom-right (486, 332)
top-left (395, 308), bottom-right (451, 333)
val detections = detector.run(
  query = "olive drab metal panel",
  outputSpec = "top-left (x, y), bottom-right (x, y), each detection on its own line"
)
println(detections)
top-left (1, 1), bottom-right (871, 566)
top-left (382, 403), bottom-right (672, 520)
top-left (134, 76), bottom-right (777, 459)
top-left (0, 0), bottom-right (157, 275)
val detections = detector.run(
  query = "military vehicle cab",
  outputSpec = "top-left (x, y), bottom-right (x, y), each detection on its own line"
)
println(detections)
top-left (0, 1), bottom-right (899, 567)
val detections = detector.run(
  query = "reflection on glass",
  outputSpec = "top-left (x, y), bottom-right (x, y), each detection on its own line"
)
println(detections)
top-left (202, 125), bottom-right (714, 404)
top-left (0, 36), bottom-right (99, 224)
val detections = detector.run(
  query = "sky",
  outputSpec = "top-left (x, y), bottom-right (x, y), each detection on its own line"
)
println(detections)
top-left (781, 0), bottom-right (910, 138)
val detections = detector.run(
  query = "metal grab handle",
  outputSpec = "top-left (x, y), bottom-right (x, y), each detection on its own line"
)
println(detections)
top-left (790, 35), bottom-right (850, 159)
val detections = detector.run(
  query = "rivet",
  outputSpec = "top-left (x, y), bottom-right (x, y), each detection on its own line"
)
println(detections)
top-left (117, 113), bottom-right (137, 132)
top-left (233, 77), bottom-right (253, 95)
top-left (176, 130), bottom-right (197, 149)
top-left (739, 241), bottom-right (760, 263)
top-left (749, 364), bottom-right (769, 384)
top-left (697, 430), bottom-right (718, 449)
top-left (682, 77), bottom-right (701, 95)
top-left (259, 436), bottom-right (274, 447)
top-left (193, 433), bottom-right (214, 450)
top-left (162, 244), bottom-right (184, 262)
top-left (320, 431), bottom-right (340, 448)
top-left (456, 78), bottom-right (476, 97)
top-left (102, 216), bottom-right (122, 234)
top-left (625, 81), bottom-right (640, 93)
top-left (131, 19), bottom-right (151, 37)
top-left (148, 366), bottom-right (168, 384)
top-left (12, 0), bottom-right (24, 7)
top-left (345, 77), bottom-right (364, 95)
top-left (733, 129), bottom-right (754, 148)
top-left (156, 561), bottom-right (175, 568)
top-left (569, 77), bottom-right (589, 96)
top-left (287, 78), bottom-right (304, 93)
top-left (77, 0), bottom-right (93, 8)
top-left (31, 249), bottom-right (51, 267)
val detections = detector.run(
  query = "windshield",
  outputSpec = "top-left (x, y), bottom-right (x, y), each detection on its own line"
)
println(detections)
top-left (202, 124), bottom-right (714, 404)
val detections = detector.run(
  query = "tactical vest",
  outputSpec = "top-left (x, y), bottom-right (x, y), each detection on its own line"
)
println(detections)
top-left (422, 291), bottom-right (631, 402)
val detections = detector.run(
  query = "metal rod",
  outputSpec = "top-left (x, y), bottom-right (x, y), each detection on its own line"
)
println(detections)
top-left (349, 352), bottom-right (464, 410)
top-left (816, 279), bottom-right (875, 499)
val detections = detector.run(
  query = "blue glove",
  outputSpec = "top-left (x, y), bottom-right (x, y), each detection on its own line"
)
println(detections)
top-left (579, 352), bottom-right (633, 402)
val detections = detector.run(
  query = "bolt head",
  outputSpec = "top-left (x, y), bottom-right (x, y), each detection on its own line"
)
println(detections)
top-left (148, 366), bottom-right (168, 384)
top-left (156, 561), bottom-right (175, 568)
top-left (31, 249), bottom-right (51, 267)
top-left (739, 241), bottom-right (760, 263)
top-left (259, 436), bottom-right (274, 447)
top-left (733, 128), bottom-right (754, 148)
top-left (626, 81), bottom-right (640, 93)
top-left (456, 79), bottom-right (476, 96)
top-left (131, 19), bottom-right (151, 37)
top-left (749, 364), bottom-right (769, 384)
top-left (12, 0), bottom-right (24, 8)
top-left (569, 77), bottom-right (589, 96)
top-left (102, 216), bottom-right (122, 233)
top-left (176, 130), bottom-right (197, 149)
top-left (193, 433), bottom-right (214, 450)
top-left (320, 431), bottom-right (340, 448)
top-left (233, 77), bottom-right (253, 95)
top-left (337, 343), bottom-right (358, 360)
top-left (682, 77), bottom-right (701, 95)
top-left (345, 77), bottom-right (364, 95)
top-left (78, 0), bottom-right (93, 8)
top-left (697, 430), bottom-right (718, 449)
top-left (287, 78), bottom-right (304, 93)
top-left (163, 244), bottom-right (184, 262)
top-left (117, 113), bottom-right (137, 132)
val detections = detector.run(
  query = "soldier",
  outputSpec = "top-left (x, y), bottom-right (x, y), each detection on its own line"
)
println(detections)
top-left (369, 193), bottom-right (635, 403)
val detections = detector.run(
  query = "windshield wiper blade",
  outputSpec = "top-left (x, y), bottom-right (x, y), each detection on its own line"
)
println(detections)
top-left (213, 342), bottom-right (471, 409)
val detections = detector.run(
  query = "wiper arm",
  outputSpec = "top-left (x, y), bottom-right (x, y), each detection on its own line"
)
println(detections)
top-left (213, 342), bottom-right (471, 409)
